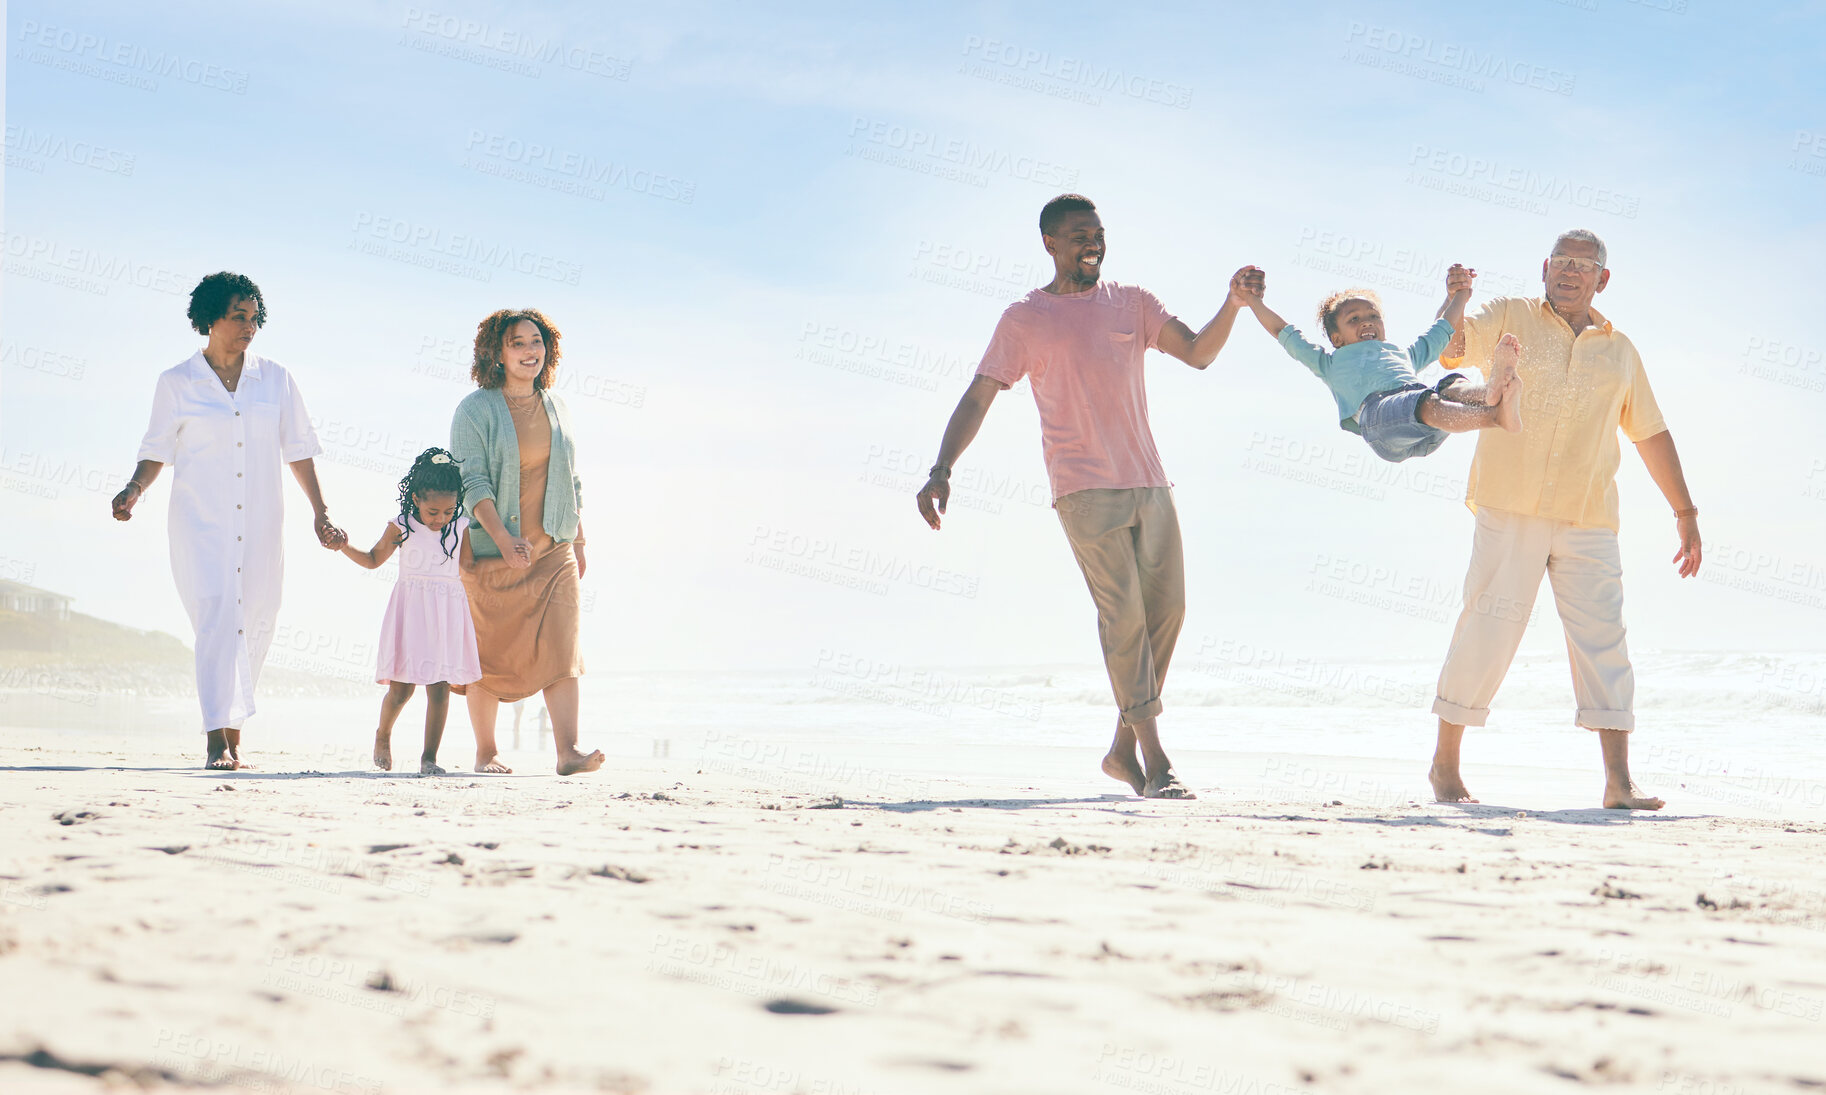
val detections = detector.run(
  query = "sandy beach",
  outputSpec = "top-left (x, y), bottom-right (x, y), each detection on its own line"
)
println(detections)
top-left (3, 726), bottom-right (1825, 1095)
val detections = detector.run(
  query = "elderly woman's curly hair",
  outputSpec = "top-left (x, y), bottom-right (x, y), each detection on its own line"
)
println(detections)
top-left (471, 308), bottom-right (563, 390)
top-left (188, 271), bottom-right (268, 336)
top-left (1316, 287), bottom-right (1383, 340)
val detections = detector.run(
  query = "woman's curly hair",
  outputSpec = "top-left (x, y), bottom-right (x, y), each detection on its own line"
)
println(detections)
top-left (470, 308), bottom-right (562, 390)
top-left (1316, 287), bottom-right (1382, 340)
top-left (188, 272), bottom-right (268, 336)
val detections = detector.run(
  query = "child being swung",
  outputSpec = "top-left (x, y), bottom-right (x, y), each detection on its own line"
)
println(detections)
top-left (339, 447), bottom-right (482, 775)
top-left (1239, 263), bottom-right (1522, 462)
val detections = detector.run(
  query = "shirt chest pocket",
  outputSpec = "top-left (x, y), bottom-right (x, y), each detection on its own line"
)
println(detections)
top-left (1106, 328), bottom-right (1138, 362)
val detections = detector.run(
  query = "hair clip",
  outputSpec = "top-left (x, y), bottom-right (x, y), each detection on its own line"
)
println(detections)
top-left (431, 453), bottom-right (451, 464)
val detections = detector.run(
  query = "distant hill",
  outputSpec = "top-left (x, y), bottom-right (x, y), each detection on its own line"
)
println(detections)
top-left (0, 605), bottom-right (368, 698)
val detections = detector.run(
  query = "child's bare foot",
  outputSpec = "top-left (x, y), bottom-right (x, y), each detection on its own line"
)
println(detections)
top-left (475, 754), bottom-right (513, 774)
top-left (373, 732), bottom-right (392, 771)
top-left (1101, 750), bottom-right (1146, 796)
top-left (556, 748), bottom-right (605, 776)
top-left (1494, 374), bottom-right (1524, 433)
top-left (1490, 333), bottom-right (1521, 397)
top-left (420, 759), bottom-right (445, 776)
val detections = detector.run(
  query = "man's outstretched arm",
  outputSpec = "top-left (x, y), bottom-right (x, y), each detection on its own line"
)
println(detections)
top-left (917, 375), bottom-right (1003, 530)
top-left (1155, 266), bottom-right (1261, 369)
top-left (1634, 429), bottom-right (1702, 577)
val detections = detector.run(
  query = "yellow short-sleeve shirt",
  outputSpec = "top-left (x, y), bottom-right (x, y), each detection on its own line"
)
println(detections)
top-left (1445, 297), bottom-right (1666, 531)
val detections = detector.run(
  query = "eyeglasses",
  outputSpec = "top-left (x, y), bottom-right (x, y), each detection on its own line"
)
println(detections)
top-left (1547, 255), bottom-right (1604, 276)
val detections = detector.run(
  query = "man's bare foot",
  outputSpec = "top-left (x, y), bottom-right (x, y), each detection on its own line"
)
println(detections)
top-left (1429, 764), bottom-right (1479, 803)
top-left (1494, 375), bottom-right (1524, 433)
top-left (1143, 771), bottom-right (1196, 799)
top-left (420, 759), bottom-right (446, 776)
top-left (1101, 751), bottom-right (1145, 796)
top-left (556, 749), bottom-right (605, 776)
top-left (475, 755), bottom-right (513, 774)
top-left (206, 744), bottom-right (237, 770)
top-left (374, 733), bottom-right (392, 771)
top-left (1603, 781), bottom-right (1665, 811)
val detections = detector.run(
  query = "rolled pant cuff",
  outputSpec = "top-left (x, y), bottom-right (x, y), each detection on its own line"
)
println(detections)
top-left (1577, 709), bottom-right (1634, 732)
top-left (1430, 696), bottom-right (1488, 727)
top-left (1119, 698), bottom-right (1163, 726)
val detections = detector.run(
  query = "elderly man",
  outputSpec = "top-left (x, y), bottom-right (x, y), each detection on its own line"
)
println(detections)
top-left (1429, 229), bottom-right (1701, 810)
top-left (916, 193), bottom-right (1258, 799)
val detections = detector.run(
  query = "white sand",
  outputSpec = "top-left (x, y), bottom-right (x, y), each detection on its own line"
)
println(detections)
top-left (3, 731), bottom-right (1825, 1095)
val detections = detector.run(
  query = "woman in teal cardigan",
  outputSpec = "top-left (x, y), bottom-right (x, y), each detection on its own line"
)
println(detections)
top-left (450, 308), bottom-right (602, 776)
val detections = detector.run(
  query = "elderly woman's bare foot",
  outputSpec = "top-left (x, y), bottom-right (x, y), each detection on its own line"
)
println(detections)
top-left (1429, 764), bottom-right (1479, 803)
top-left (556, 749), bottom-right (605, 776)
top-left (420, 759), bottom-right (446, 776)
top-left (1143, 770), bottom-right (1196, 799)
top-left (1603, 780), bottom-right (1665, 811)
top-left (374, 732), bottom-right (393, 771)
top-left (475, 754), bottom-right (513, 774)
top-left (1101, 751), bottom-right (1145, 796)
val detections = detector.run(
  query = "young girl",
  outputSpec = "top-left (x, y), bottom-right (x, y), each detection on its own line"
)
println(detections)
top-left (339, 447), bottom-right (482, 774)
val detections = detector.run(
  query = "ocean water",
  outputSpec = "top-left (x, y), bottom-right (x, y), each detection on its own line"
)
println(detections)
top-left (10, 650), bottom-right (1825, 817)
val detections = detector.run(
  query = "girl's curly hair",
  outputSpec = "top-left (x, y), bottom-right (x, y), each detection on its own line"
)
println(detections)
top-left (1317, 288), bottom-right (1382, 340)
top-left (188, 271), bottom-right (268, 336)
top-left (397, 447), bottom-right (465, 560)
top-left (470, 308), bottom-right (562, 390)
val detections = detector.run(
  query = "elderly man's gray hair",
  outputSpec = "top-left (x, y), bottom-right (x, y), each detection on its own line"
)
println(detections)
top-left (1552, 228), bottom-right (1607, 267)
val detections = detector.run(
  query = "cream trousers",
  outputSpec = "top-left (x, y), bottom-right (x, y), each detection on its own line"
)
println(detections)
top-left (1432, 506), bottom-right (1635, 731)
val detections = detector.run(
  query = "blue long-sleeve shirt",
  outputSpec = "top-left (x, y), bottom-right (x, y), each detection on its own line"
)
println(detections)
top-left (1276, 318), bottom-right (1456, 433)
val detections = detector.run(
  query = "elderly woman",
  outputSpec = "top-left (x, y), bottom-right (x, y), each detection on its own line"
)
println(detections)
top-left (451, 308), bottom-right (602, 776)
top-left (111, 272), bottom-right (346, 769)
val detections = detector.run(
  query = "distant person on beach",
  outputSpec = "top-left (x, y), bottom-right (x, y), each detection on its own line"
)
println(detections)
top-left (111, 272), bottom-right (347, 770)
top-left (1427, 229), bottom-right (1702, 810)
top-left (1237, 263), bottom-right (1525, 460)
top-left (916, 194), bottom-right (1258, 799)
top-left (450, 308), bottom-right (602, 776)
top-left (336, 447), bottom-right (482, 775)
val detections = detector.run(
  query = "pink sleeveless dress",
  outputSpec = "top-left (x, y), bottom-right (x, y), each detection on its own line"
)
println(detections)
top-left (375, 514), bottom-right (482, 686)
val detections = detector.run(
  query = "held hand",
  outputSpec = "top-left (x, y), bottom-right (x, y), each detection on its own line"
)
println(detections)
top-left (111, 483), bottom-right (141, 522)
top-left (506, 536), bottom-right (534, 570)
top-left (1228, 265), bottom-right (1265, 307)
top-left (916, 475), bottom-right (950, 530)
top-left (314, 513), bottom-right (347, 550)
top-left (1673, 515), bottom-right (1702, 578)
top-left (1446, 264), bottom-right (1477, 298)
top-left (574, 542), bottom-right (587, 580)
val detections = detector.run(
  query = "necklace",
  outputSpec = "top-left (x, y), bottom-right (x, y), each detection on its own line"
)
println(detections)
top-left (505, 390), bottom-right (540, 419)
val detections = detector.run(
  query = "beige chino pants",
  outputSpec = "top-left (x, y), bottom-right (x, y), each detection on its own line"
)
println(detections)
top-left (1432, 506), bottom-right (1635, 732)
top-left (1056, 487), bottom-right (1186, 726)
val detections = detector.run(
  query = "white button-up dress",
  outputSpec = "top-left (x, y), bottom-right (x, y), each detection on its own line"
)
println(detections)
top-left (137, 351), bottom-right (323, 732)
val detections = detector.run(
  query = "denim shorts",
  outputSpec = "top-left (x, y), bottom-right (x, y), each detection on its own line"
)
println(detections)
top-left (1355, 372), bottom-right (1464, 463)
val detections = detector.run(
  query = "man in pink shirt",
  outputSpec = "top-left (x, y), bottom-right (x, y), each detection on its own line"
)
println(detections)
top-left (916, 194), bottom-right (1258, 798)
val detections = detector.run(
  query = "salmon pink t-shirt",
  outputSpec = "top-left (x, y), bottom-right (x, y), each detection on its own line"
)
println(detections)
top-left (976, 281), bottom-right (1178, 502)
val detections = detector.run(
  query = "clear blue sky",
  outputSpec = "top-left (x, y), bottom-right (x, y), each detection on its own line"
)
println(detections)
top-left (4, 0), bottom-right (1823, 671)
